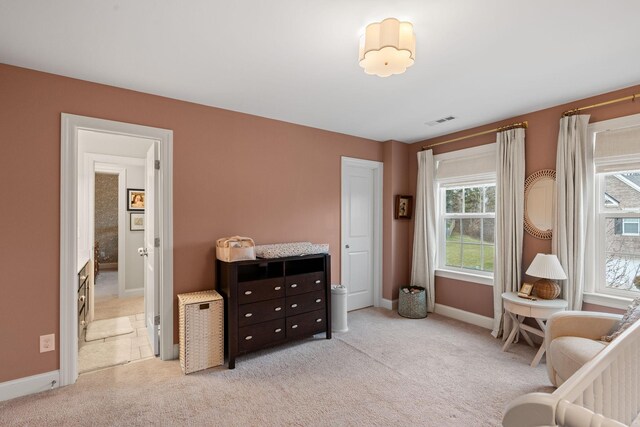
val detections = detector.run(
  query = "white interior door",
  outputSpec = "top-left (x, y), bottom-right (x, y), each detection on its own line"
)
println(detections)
top-left (342, 163), bottom-right (375, 311)
top-left (144, 143), bottom-right (159, 355)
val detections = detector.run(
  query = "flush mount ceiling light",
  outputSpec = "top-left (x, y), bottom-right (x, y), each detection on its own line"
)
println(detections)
top-left (358, 18), bottom-right (416, 77)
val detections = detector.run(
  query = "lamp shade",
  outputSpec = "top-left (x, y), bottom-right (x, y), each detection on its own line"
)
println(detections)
top-left (358, 18), bottom-right (416, 77)
top-left (525, 254), bottom-right (567, 280)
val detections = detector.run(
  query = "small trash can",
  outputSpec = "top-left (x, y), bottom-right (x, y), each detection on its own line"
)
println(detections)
top-left (331, 284), bottom-right (348, 332)
top-left (398, 286), bottom-right (427, 319)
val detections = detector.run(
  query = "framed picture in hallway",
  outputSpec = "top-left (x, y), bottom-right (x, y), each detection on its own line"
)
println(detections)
top-left (395, 195), bottom-right (413, 219)
top-left (130, 213), bottom-right (144, 231)
top-left (127, 188), bottom-right (145, 211)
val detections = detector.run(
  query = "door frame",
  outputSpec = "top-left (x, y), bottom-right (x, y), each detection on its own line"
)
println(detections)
top-left (60, 114), bottom-right (174, 387)
top-left (340, 156), bottom-right (383, 309)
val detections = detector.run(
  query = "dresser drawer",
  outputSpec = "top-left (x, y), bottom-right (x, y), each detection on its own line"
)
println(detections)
top-left (239, 319), bottom-right (286, 352)
top-left (238, 298), bottom-right (285, 327)
top-left (286, 291), bottom-right (325, 317)
top-left (286, 309), bottom-right (326, 339)
top-left (285, 272), bottom-right (325, 296)
top-left (238, 278), bottom-right (285, 304)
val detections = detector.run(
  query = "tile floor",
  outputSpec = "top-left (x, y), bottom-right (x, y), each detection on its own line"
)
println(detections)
top-left (80, 312), bottom-right (155, 363)
top-left (79, 270), bottom-right (154, 372)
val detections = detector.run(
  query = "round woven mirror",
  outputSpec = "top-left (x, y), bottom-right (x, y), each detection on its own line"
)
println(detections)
top-left (524, 169), bottom-right (556, 240)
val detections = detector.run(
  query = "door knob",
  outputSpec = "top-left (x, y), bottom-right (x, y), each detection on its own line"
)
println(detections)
top-left (345, 244), bottom-right (350, 249)
top-left (138, 247), bottom-right (148, 257)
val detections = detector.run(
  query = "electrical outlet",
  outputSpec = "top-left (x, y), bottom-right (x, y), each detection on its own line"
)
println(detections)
top-left (40, 334), bottom-right (55, 353)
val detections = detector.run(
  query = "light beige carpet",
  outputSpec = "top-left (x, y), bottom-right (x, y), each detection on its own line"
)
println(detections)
top-left (1, 308), bottom-right (553, 426)
top-left (78, 340), bottom-right (131, 374)
top-left (85, 317), bottom-right (133, 341)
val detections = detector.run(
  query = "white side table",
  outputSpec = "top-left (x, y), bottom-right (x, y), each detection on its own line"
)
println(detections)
top-left (501, 291), bottom-right (568, 367)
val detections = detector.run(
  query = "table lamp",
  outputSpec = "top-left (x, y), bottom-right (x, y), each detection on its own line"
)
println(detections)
top-left (525, 253), bottom-right (567, 300)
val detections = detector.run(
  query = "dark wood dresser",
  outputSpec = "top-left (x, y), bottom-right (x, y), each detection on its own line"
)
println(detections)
top-left (216, 254), bottom-right (331, 369)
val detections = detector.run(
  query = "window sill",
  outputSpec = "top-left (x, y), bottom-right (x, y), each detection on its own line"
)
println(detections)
top-left (583, 292), bottom-right (632, 310)
top-left (435, 269), bottom-right (493, 286)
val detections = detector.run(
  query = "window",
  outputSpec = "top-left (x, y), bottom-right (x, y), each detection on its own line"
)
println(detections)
top-left (433, 143), bottom-right (497, 284)
top-left (441, 184), bottom-right (496, 274)
top-left (596, 172), bottom-right (640, 295)
top-left (622, 218), bottom-right (640, 236)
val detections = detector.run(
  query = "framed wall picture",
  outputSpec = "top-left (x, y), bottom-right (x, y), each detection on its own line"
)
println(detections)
top-left (395, 195), bottom-right (413, 219)
top-left (127, 188), bottom-right (145, 211)
top-left (130, 213), bottom-right (144, 231)
top-left (518, 282), bottom-right (534, 298)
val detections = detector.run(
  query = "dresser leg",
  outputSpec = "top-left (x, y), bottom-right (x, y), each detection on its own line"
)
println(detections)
top-left (228, 357), bottom-right (235, 369)
top-left (326, 330), bottom-right (331, 339)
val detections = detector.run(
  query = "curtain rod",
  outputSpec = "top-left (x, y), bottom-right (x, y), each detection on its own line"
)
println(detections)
top-left (562, 93), bottom-right (639, 117)
top-left (421, 121), bottom-right (528, 150)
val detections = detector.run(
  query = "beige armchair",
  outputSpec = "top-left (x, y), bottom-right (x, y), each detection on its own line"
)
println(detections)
top-left (545, 311), bottom-right (622, 387)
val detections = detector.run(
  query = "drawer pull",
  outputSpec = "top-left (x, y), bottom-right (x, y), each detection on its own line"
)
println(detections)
top-left (291, 304), bottom-right (298, 308)
top-left (291, 284), bottom-right (298, 288)
top-left (275, 286), bottom-right (282, 291)
top-left (316, 318), bottom-right (322, 323)
top-left (80, 320), bottom-right (86, 327)
top-left (275, 307), bottom-right (282, 312)
top-left (244, 290), bottom-right (253, 295)
top-left (245, 313), bottom-right (253, 318)
top-left (78, 295), bottom-right (86, 303)
top-left (315, 298), bottom-right (322, 303)
top-left (315, 280), bottom-right (321, 284)
top-left (275, 328), bottom-right (282, 333)
top-left (292, 324), bottom-right (298, 329)
top-left (245, 336), bottom-right (253, 340)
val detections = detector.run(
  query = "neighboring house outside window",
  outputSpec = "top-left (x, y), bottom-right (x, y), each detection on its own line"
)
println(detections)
top-left (433, 143), bottom-right (497, 286)
top-left (599, 173), bottom-right (640, 294)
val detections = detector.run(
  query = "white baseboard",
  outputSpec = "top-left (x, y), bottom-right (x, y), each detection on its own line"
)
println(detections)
top-left (0, 370), bottom-right (60, 402)
top-left (380, 298), bottom-right (398, 311)
top-left (434, 304), bottom-right (493, 330)
top-left (123, 288), bottom-right (144, 298)
top-left (173, 344), bottom-right (180, 360)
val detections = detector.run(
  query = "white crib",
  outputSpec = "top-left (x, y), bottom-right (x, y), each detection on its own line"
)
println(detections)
top-left (503, 318), bottom-right (640, 427)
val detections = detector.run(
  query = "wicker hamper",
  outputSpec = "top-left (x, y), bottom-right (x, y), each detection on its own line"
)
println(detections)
top-left (178, 290), bottom-right (224, 374)
top-left (398, 286), bottom-right (428, 319)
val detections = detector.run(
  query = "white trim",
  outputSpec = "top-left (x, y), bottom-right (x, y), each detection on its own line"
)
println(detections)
top-left (123, 288), bottom-right (144, 298)
top-left (434, 303), bottom-right (493, 329)
top-left (0, 370), bottom-right (60, 402)
top-left (340, 157), bottom-right (383, 310)
top-left (60, 114), bottom-right (175, 388)
top-left (173, 344), bottom-right (180, 360)
top-left (583, 292), bottom-right (632, 310)
top-left (435, 269), bottom-right (494, 286)
top-left (380, 298), bottom-right (398, 311)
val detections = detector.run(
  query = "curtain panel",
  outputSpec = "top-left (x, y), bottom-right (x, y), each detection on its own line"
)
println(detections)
top-left (411, 149), bottom-right (437, 312)
top-left (492, 128), bottom-right (525, 338)
top-left (552, 114), bottom-right (592, 311)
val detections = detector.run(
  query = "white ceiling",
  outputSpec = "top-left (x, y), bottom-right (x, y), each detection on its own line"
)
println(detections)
top-left (1, 1), bottom-right (639, 143)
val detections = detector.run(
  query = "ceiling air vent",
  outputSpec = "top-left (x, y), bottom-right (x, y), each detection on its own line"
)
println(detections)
top-left (425, 116), bottom-right (456, 126)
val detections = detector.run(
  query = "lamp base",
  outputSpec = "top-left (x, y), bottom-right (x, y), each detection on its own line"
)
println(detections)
top-left (534, 278), bottom-right (561, 300)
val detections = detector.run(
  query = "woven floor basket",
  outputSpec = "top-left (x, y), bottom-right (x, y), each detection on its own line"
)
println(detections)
top-left (398, 286), bottom-right (428, 319)
top-left (178, 290), bottom-right (224, 374)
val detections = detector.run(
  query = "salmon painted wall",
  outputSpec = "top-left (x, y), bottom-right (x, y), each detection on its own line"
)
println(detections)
top-left (0, 64), bottom-right (386, 383)
top-left (382, 141), bottom-right (412, 300)
top-left (408, 84), bottom-right (640, 317)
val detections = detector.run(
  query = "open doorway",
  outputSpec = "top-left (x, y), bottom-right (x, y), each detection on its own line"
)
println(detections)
top-left (77, 137), bottom-right (154, 374)
top-left (60, 114), bottom-right (174, 387)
